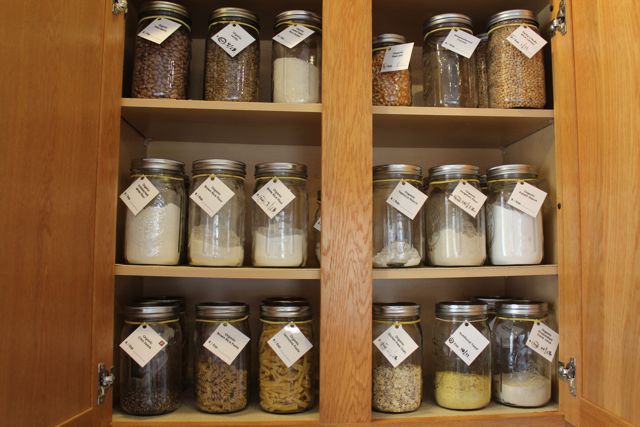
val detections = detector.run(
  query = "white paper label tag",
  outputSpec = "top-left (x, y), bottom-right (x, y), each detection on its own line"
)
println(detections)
top-left (373, 325), bottom-right (419, 368)
top-left (252, 178), bottom-right (296, 219)
top-left (380, 42), bottom-right (414, 72)
top-left (268, 324), bottom-right (313, 368)
top-left (507, 181), bottom-right (548, 217)
top-left (190, 176), bottom-right (236, 217)
top-left (119, 324), bottom-right (168, 368)
top-left (119, 176), bottom-right (160, 216)
top-left (386, 181), bottom-right (428, 220)
top-left (449, 181), bottom-right (487, 218)
top-left (507, 26), bottom-right (548, 59)
top-left (445, 321), bottom-right (490, 366)
top-left (203, 322), bottom-right (251, 365)
top-left (273, 25), bottom-right (315, 49)
top-left (526, 322), bottom-right (559, 362)
top-left (138, 18), bottom-right (181, 45)
top-left (313, 216), bottom-right (321, 231)
top-left (442, 30), bottom-right (481, 59)
top-left (212, 23), bottom-right (256, 58)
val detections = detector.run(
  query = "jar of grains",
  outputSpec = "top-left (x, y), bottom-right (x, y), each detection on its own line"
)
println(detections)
top-left (476, 33), bottom-right (489, 108)
top-left (188, 159), bottom-right (246, 267)
top-left (372, 302), bottom-right (423, 413)
top-left (487, 10), bottom-right (546, 108)
top-left (372, 34), bottom-right (412, 106)
top-left (314, 191), bottom-right (321, 265)
top-left (272, 10), bottom-right (322, 103)
top-left (204, 8), bottom-right (260, 101)
top-left (132, 1), bottom-right (191, 99)
top-left (124, 158), bottom-right (186, 265)
top-left (474, 296), bottom-right (511, 330)
top-left (434, 301), bottom-right (491, 410)
top-left (422, 14), bottom-right (477, 107)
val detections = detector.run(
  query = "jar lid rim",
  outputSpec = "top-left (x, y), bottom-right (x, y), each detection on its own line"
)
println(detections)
top-left (374, 164), bottom-right (423, 178)
top-left (436, 300), bottom-right (488, 315)
top-left (274, 10), bottom-right (322, 29)
top-left (196, 302), bottom-right (249, 318)
top-left (125, 303), bottom-right (180, 319)
top-left (428, 164), bottom-right (480, 179)
top-left (488, 9), bottom-right (538, 29)
top-left (136, 297), bottom-right (185, 312)
top-left (131, 158), bottom-right (185, 174)
top-left (373, 33), bottom-right (407, 47)
top-left (423, 13), bottom-right (473, 33)
top-left (139, 1), bottom-right (190, 20)
top-left (261, 297), bottom-right (311, 318)
top-left (487, 164), bottom-right (537, 179)
top-left (209, 7), bottom-right (259, 26)
top-left (498, 300), bottom-right (549, 316)
top-left (373, 302), bottom-right (420, 318)
top-left (255, 162), bottom-right (308, 179)
top-left (192, 159), bottom-right (246, 176)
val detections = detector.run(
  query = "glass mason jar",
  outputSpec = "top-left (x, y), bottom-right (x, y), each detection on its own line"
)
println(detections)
top-left (272, 10), bottom-right (322, 103)
top-left (487, 10), bottom-right (546, 108)
top-left (205, 8), bottom-right (260, 102)
top-left (493, 301), bottom-right (553, 407)
top-left (132, 1), bottom-right (191, 99)
top-left (372, 303), bottom-right (423, 413)
top-left (476, 33), bottom-right (489, 108)
top-left (474, 296), bottom-right (510, 330)
top-left (373, 164), bottom-right (425, 268)
top-left (434, 301), bottom-right (491, 410)
top-left (486, 164), bottom-right (544, 265)
top-left (259, 298), bottom-right (314, 413)
top-left (119, 303), bottom-right (182, 415)
top-left (314, 191), bottom-right (321, 265)
top-left (425, 165), bottom-right (486, 266)
top-left (194, 302), bottom-right (250, 413)
top-left (251, 162), bottom-right (308, 267)
top-left (372, 34), bottom-right (412, 106)
top-left (188, 159), bottom-right (246, 266)
top-left (422, 14), bottom-right (478, 107)
top-left (124, 158), bottom-right (186, 265)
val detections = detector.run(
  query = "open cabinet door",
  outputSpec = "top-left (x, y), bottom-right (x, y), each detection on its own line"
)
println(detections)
top-left (0, 0), bottom-right (123, 426)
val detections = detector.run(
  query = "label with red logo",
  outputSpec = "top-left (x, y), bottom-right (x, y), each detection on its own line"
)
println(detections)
top-left (119, 324), bottom-right (168, 367)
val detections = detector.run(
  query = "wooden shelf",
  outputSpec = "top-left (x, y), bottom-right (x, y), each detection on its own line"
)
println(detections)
top-left (373, 264), bottom-right (558, 280)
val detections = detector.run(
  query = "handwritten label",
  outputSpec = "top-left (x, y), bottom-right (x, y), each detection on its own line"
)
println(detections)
top-left (119, 176), bottom-right (160, 215)
top-left (190, 176), bottom-right (236, 217)
top-left (507, 181), bottom-right (547, 217)
top-left (507, 26), bottom-right (548, 58)
top-left (442, 30), bottom-right (481, 58)
top-left (373, 325), bottom-right (419, 368)
top-left (526, 322), bottom-right (559, 362)
top-left (119, 324), bottom-right (167, 367)
top-left (381, 42), bottom-right (414, 72)
top-left (449, 181), bottom-right (487, 218)
top-left (268, 324), bottom-right (313, 368)
top-left (252, 178), bottom-right (296, 219)
top-left (445, 321), bottom-right (490, 366)
top-left (273, 25), bottom-right (315, 49)
top-left (313, 216), bottom-right (321, 231)
top-left (137, 18), bottom-right (181, 44)
top-left (203, 322), bottom-right (250, 365)
top-left (212, 23), bottom-right (256, 57)
top-left (386, 181), bottom-right (428, 220)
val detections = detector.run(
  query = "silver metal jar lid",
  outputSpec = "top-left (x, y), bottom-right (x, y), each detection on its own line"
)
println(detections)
top-left (137, 297), bottom-right (185, 314)
top-left (196, 302), bottom-right (249, 319)
top-left (262, 296), bottom-right (309, 305)
top-left (373, 33), bottom-right (406, 48)
top-left (192, 159), bottom-right (246, 177)
top-left (498, 300), bottom-right (549, 317)
top-left (209, 7), bottom-right (259, 27)
top-left (274, 10), bottom-right (322, 31)
top-left (131, 158), bottom-right (185, 175)
top-left (488, 9), bottom-right (538, 29)
top-left (477, 32), bottom-right (489, 41)
top-left (261, 298), bottom-right (311, 319)
top-left (139, 1), bottom-right (191, 22)
top-left (373, 302), bottom-right (420, 320)
top-left (428, 164), bottom-right (480, 180)
top-left (436, 300), bottom-right (488, 316)
top-left (474, 296), bottom-right (511, 311)
top-left (373, 164), bottom-right (423, 180)
top-left (124, 303), bottom-right (180, 321)
top-left (423, 13), bottom-right (473, 34)
top-left (255, 162), bottom-right (308, 179)
top-left (487, 164), bottom-right (537, 180)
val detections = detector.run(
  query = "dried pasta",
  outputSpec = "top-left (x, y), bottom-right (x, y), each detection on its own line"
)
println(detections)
top-left (195, 358), bottom-right (248, 413)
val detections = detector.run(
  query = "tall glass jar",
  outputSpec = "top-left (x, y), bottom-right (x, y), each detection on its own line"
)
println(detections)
top-left (474, 296), bottom-right (510, 330)
top-left (132, 1), bottom-right (191, 99)
top-left (124, 158), bottom-right (186, 265)
top-left (259, 298), bottom-right (314, 413)
top-left (373, 164), bottom-right (425, 267)
top-left (314, 191), bottom-right (321, 265)
top-left (194, 302), bottom-right (250, 413)
top-left (422, 14), bottom-right (477, 107)
top-left (476, 33), bottom-right (489, 108)
top-left (486, 164), bottom-right (544, 265)
top-left (425, 165), bottom-right (486, 266)
top-left (119, 303), bottom-right (182, 415)
top-left (205, 8), bottom-right (260, 101)
top-left (487, 10), bottom-right (546, 108)
top-left (251, 162), bottom-right (308, 267)
top-left (493, 301), bottom-right (553, 407)
top-left (272, 10), bottom-right (322, 103)
top-left (188, 159), bottom-right (246, 266)
top-left (372, 34), bottom-right (412, 106)
top-left (434, 301), bottom-right (491, 410)
top-left (372, 303), bottom-right (423, 413)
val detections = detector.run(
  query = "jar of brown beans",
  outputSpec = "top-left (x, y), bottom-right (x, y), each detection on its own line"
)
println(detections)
top-left (372, 34), bottom-right (412, 106)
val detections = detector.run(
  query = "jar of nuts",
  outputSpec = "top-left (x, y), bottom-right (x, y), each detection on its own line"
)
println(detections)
top-left (372, 34), bottom-right (412, 106)
top-left (132, 1), bottom-right (191, 99)
top-left (487, 10), bottom-right (546, 108)
top-left (205, 8), bottom-right (260, 102)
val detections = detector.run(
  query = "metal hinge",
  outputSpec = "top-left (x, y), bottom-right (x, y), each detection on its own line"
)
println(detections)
top-left (112, 0), bottom-right (128, 16)
top-left (558, 357), bottom-right (577, 396)
top-left (549, 0), bottom-right (567, 37)
top-left (97, 363), bottom-right (115, 405)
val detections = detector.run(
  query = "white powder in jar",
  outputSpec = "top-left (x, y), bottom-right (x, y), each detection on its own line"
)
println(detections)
top-left (188, 226), bottom-right (244, 267)
top-left (252, 227), bottom-right (306, 267)
top-left (489, 204), bottom-right (543, 265)
top-left (273, 57), bottom-right (320, 103)
top-left (496, 372), bottom-right (551, 407)
top-left (373, 241), bottom-right (421, 267)
top-left (125, 203), bottom-right (181, 265)
top-left (428, 227), bottom-right (486, 266)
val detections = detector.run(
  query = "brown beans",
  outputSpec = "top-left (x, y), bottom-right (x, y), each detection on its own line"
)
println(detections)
top-left (372, 49), bottom-right (412, 106)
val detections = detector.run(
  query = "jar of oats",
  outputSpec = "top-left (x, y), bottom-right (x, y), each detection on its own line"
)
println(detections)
top-left (372, 34), bottom-right (412, 106)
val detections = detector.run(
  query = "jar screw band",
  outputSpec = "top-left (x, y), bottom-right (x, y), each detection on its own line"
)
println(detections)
top-left (138, 15), bottom-right (191, 32)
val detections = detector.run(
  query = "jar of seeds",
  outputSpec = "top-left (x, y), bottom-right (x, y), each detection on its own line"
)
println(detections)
top-left (476, 33), bottom-right (489, 108)
top-left (372, 34), bottom-right (412, 106)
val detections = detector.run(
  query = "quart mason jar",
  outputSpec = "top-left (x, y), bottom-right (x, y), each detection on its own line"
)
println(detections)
top-left (486, 164), bottom-right (544, 265)
top-left (314, 191), bottom-right (321, 265)
top-left (194, 302), bottom-right (250, 413)
top-left (487, 10), bottom-right (546, 108)
top-left (422, 14), bottom-right (478, 107)
top-left (372, 303), bottom-right (423, 413)
top-left (492, 301), bottom-right (553, 407)
top-left (119, 303), bottom-right (182, 415)
top-left (474, 296), bottom-right (510, 330)
top-left (272, 10), bottom-right (322, 103)
top-left (205, 8), bottom-right (260, 101)
top-left (434, 301), bottom-right (491, 410)
top-left (476, 33), bottom-right (489, 108)
top-left (132, 1), bottom-right (191, 99)
top-left (124, 158), bottom-right (186, 265)
top-left (425, 165), bottom-right (486, 266)
top-left (372, 34), bottom-right (412, 106)
top-left (252, 162), bottom-right (308, 267)
top-left (188, 159), bottom-right (246, 267)
top-left (373, 164), bottom-right (425, 268)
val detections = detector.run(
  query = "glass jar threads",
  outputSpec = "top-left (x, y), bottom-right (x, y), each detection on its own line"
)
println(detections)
top-left (487, 10), bottom-right (546, 108)
top-left (132, 1), bottom-right (191, 99)
top-left (372, 303), bottom-right (423, 413)
top-left (372, 34), bottom-right (412, 106)
top-left (188, 159), bottom-right (246, 266)
top-left (425, 165), bottom-right (486, 266)
top-left (373, 164), bottom-right (425, 268)
top-left (272, 10), bottom-right (322, 103)
top-left (205, 8), bottom-right (260, 102)
top-left (434, 301), bottom-right (491, 410)
top-left (194, 302), bottom-right (250, 413)
top-left (252, 162), bottom-right (308, 267)
top-left (422, 14), bottom-right (477, 107)
top-left (486, 164), bottom-right (544, 265)
top-left (124, 158), bottom-right (186, 265)
top-left (476, 33), bottom-right (489, 108)
top-left (492, 301), bottom-right (553, 407)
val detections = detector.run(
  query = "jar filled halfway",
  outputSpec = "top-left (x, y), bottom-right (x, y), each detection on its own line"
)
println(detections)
top-left (476, 33), bottom-right (489, 108)
top-left (474, 296), bottom-right (511, 330)
top-left (314, 191), bottom-right (321, 265)
top-left (372, 34), bottom-right (412, 106)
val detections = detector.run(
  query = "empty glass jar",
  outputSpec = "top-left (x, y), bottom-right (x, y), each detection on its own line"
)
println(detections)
top-left (372, 34), bottom-right (412, 106)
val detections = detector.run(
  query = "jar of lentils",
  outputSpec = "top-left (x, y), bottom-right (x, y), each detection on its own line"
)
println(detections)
top-left (372, 34), bottom-right (412, 106)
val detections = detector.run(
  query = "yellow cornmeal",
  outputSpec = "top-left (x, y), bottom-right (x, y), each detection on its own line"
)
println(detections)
top-left (434, 371), bottom-right (491, 410)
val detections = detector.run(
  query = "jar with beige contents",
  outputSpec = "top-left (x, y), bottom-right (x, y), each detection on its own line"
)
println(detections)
top-left (372, 34), bottom-right (412, 106)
